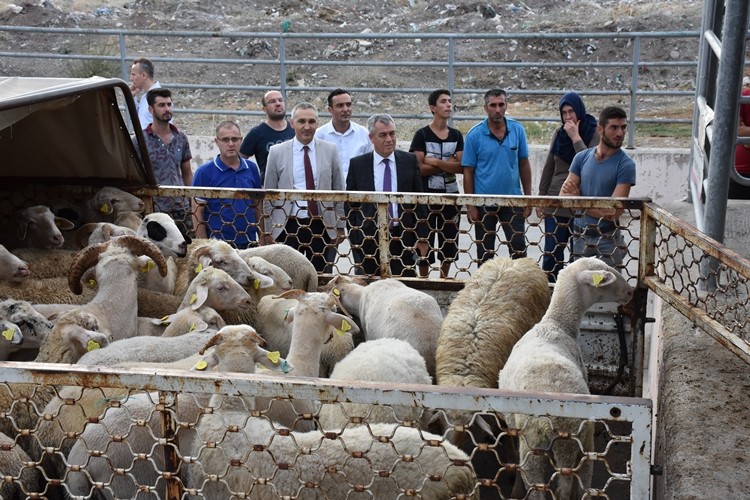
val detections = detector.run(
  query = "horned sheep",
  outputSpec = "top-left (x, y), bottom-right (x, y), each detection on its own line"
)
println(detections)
top-left (323, 275), bottom-right (444, 378)
top-left (497, 257), bottom-right (634, 499)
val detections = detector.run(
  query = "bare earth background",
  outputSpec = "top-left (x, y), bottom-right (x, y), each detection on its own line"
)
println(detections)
top-left (0, 0), bottom-right (703, 146)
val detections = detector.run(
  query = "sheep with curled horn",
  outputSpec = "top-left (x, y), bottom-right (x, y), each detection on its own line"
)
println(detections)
top-left (65, 235), bottom-right (168, 341)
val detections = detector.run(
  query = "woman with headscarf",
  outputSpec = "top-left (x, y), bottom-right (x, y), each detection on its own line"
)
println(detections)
top-left (536, 92), bottom-right (599, 281)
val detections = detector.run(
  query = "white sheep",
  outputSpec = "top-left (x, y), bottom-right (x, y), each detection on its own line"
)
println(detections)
top-left (0, 431), bottom-right (43, 498)
top-left (75, 221), bottom-right (136, 248)
top-left (64, 325), bottom-right (292, 499)
top-left (174, 324), bottom-right (477, 499)
top-left (0, 298), bottom-right (53, 360)
top-left (323, 275), bottom-right (444, 378)
top-left (239, 243), bottom-right (319, 292)
top-left (36, 309), bottom-right (111, 364)
top-left (2, 247), bottom-right (78, 280)
top-left (76, 330), bottom-right (216, 367)
top-left (51, 186), bottom-right (145, 228)
top-left (243, 255), bottom-right (293, 296)
top-left (0, 205), bottom-right (75, 250)
top-left (0, 244), bottom-right (30, 282)
top-left (318, 338), bottom-right (432, 430)
top-left (138, 305), bottom-right (226, 337)
top-left (255, 289), bottom-right (358, 431)
top-left (63, 235), bottom-right (168, 341)
top-left (497, 257), bottom-right (634, 500)
top-left (174, 239), bottom-right (257, 296)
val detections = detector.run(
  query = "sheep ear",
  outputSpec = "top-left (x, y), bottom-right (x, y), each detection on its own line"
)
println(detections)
top-left (578, 270), bottom-right (617, 288)
top-left (250, 271), bottom-right (274, 289)
top-left (191, 284), bottom-right (209, 310)
top-left (67, 329), bottom-right (108, 352)
top-left (55, 217), bottom-right (76, 231)
top-left (197, 255), bottom-right (213, 270)
top-left (192, 352), bottom-right (219, 371)
top-left (284, 306), bottom-right (296, 324)
top-left (190, 320), bottom-right (209, 332)
top-left (256, 348), bottom-right (293, 373)
top-left (16, 221), bottom-right (30, 241)
top-left (326, 312), bottom-right (359, 336)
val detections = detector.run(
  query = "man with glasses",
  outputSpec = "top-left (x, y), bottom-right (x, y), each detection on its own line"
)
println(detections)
top-left (192, 120), bottom-right (262, 249)
top-left (462, 88), bottom-right (532, 264)
top-left (134, 87), bottom-right (193, 228)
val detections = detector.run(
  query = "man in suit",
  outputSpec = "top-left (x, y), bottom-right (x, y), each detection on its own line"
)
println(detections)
top-left (346, 114), bottom-right (428, 277)
top-left (263, 102), bottom-right (345, 272)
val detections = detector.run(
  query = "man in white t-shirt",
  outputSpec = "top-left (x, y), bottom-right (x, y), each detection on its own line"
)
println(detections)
top-left (129, 57), bottom-right (162, 130)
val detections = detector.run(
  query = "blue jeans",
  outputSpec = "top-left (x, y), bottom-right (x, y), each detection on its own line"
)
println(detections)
top-left (473, 206), bottom-right (527, 265)
top-left (570, 227), bottom-right (626, 268)
top-left (542, 215), bottom-right (571, 282)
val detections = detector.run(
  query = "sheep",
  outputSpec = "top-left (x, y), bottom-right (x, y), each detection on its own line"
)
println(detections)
top-left (322, 275), bottom-right (444, 378)
top-left (318, 338), bottom-right (433, 430)
top-left (434, 257), bottom-right (550, 446)
top-left (51, 186), bottom-right (145, 228)
top-left (64, 325), bottom-right (292, 499)
top-left (0, 298), bottom-right (53, 360)
top-left (138, 305), bottom-right (226, 337)
top-left (239, 243), bottom-right (318, 292)
top-left (2, 247), bottom-right (79, 280)
top-left (63, 235), bottom-right (168, 342)
top-left (36, 309), bottom-right (111, 364)
top-left (243, 255), bottom-right (293, 296)
top-left (0, 205), bottom-right (75, 250)
top-left (76, 330), bottom-right (216, 367)
top-left (177, 266), bottom-right (257, 313)
top-left (254, 290), bottom-right (355, 378)
top-left (497, 257), bottom-right (634, 500)
top-left (174, 239), bottom-right (257, 296)
top-left (254, 289), bottom-right (358, 431)
top-left (0, 431), bottom-right (43, 498)
top-left (182, 330), bottom-right (476, 499)
top-left (0, 244), bottom-right (30, 282)
top-left (113, 210), bottom-right (143, 231)
top-left (75, 222), bottom-right (136, 248)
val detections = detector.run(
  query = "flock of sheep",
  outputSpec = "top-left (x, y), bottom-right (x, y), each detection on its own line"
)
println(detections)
top-left (0, 187), bottom-right (635, 499)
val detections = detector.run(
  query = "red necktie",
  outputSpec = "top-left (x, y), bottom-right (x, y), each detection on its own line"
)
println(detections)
top-left (303, 145), bottom-right (318, 217)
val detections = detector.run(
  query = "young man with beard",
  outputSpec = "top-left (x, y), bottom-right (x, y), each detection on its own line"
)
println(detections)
top-left (561, 106), bottom-right (636, 267)
top-left (193, 121), bottom-right (261, 249)
top-left (134, 88), bottom-right (193, 227)
top-left (240, 90), bottom-right (295, 184)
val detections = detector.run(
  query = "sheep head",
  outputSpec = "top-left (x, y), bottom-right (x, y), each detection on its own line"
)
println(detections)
top-left (68, 235), bottom-right (168, 294)
top-left (89, 187), bottom-right (145, 216)
top-left (194, 324), bottom-right (293, 374)
top-left (16, 205), bottom-right (74, 249)
top-left (0, 244), bottom-right (30, 282)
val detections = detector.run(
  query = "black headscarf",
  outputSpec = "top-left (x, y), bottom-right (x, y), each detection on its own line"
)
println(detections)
top-left (550, 92), bottom-right (598, 164)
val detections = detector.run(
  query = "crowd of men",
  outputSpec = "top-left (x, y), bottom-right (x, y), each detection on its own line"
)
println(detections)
top-left (129, 57), bottom-right (636, 277)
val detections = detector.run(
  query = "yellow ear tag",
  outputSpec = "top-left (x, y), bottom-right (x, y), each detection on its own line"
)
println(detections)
top-left (333, 288), bottom-right (341, 297)
top-left (254, 278), bottom-right (261, 290)
top-left (141, 260), bottom-right (155, 273)
top-left (87, 340), bottom-right (101, 351)
top-left (336, 319), bottom-right (352, 336)
top-left (195, 360), bottom-right (208, 371)
top-left (190, 293), bottom-right (198, 305)
top-left (189, 323), bottom-right (196, 332)
top-left (2, 329), bottom-right (14, 341)
top-left (592, 273), bottom-right (606, 287)
top-left (99, 203), bottom-right (111, 214)
top-left (87, 278), bottom-right (97, 289)
top-left (160, 316), bottom-right (171, 325)
top-left (266, 351), bottom-right (281, 364)
top-left (194, 263), bottom-right (203, 273)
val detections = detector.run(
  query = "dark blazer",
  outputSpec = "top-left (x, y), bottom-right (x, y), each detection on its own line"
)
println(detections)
top-left (346, 150), bottom-right (428, 248)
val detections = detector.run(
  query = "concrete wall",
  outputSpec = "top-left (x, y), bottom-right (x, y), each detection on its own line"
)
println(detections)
top-left (187, 135), bottom-right (691, 206)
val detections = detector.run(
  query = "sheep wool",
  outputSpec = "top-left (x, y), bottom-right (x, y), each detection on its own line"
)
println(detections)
top-left (436, 257), bottom-right (550, 389)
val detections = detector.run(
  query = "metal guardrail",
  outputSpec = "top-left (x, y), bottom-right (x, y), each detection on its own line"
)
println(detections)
top-left (0, 25), bottom-right (699, 148)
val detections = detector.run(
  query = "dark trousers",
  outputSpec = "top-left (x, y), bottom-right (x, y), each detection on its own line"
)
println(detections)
top-left (474, 206), bottom-right (527, 265)
top-left (541, 215), bottom-right (571, 282)
top-left (277, 217), bottom-right (334, 273)
top-left (352, 225), bottom-right (418, 277)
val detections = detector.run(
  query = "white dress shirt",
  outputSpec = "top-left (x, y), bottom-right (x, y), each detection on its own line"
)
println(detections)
top-left (136, 81), bottom-right (161, 130)
top-left (316, 120), bottom-right (372, 180)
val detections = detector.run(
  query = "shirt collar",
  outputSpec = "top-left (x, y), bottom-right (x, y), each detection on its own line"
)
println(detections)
top-left (145, 122), bottom-right (181, 136)
top-left (213, 155), bottom-right (248, 172)
top-left (293, 137), bottom-right (315, 153)
top-left (373, 151), bottom-right (396, 165)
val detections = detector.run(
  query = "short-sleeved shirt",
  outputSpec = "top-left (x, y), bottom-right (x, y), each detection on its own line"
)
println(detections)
top-left (315, 120), bottom-right (373, 180)
top-left (193, 155), bottom-right (262, 248)
top-left (136, 81), bottom-right (161, 130)
top-left (461, 117), bottom-right (529, 195)
top-left (135, 123), bottom-right (192, 211)
top-left (239, 121), bottom-right (294, 182)
top-left (570, 147), bottom-right (637, 227)
top-left (409, 125), bottom-right (464, 193)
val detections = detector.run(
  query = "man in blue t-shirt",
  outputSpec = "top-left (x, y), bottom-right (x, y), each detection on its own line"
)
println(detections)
top-left (462, 88), bottom-right (532, 264)
top-left (561, 106), bottom-right (637, 267)
top-left (240, 90), bottom-right (294, 184)
top-left (193, 120), bottom-right (262, 249)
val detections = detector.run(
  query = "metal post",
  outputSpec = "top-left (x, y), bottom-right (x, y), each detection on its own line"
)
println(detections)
top-left (448, 37), bottom-right (456, 128)
top-left (701, 0), bottom-right (749, 290)
top-left (118, 33), bottom-right (128, 82)
top-left (279, 36), bottom-right (287, 100)
top-left (627, 36), bottom-right (640, 149)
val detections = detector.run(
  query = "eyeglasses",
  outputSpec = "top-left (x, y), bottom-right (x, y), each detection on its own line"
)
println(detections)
top-left (217, 137), bottom-right (242, 144)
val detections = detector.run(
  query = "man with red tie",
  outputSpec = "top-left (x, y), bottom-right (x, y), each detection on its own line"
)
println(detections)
top-left (346, 114), bottom-right (428, 277)
top-left (263, 102), bottom-right (344, 272)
